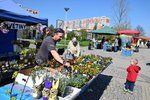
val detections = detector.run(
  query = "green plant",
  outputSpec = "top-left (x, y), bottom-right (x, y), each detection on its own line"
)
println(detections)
top-left (80, 29), bottom-right (88, 41)
top-left (66, 31), bottom-right (75, 40)
top-left (69, 74), bottom-right (88, 88)
top-left (80, 40), bottom-right (89, 46)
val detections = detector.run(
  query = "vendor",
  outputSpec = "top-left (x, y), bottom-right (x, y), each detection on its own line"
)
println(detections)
top-left (35, 28), bottom-right (70, 73)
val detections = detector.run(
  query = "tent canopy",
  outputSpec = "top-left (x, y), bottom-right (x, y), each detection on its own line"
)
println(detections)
top-left (118, 30), bottom-right (140, 35)
top-left (91, 26), bottom-right (117, 35)
top-left (134, 36), bottom-right (150, 40)
top-left (0, 0), bottom-right (48, 25)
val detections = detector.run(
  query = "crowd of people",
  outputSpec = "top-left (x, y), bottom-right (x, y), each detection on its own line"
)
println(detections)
top-left (90, 36), bottom-right (122, 52)
top-left (90, 35), bottom-right (150, 53)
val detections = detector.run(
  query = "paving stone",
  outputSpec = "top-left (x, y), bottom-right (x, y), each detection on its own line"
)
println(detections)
top-left (77, 48), bottom-right (150, 100)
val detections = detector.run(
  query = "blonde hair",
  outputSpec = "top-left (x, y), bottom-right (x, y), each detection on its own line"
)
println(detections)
top-left (131, 59), bottom-right (138, 65)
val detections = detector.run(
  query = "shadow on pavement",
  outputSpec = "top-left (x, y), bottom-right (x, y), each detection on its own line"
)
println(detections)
top-left (75, 74), bottom-right (113, 100)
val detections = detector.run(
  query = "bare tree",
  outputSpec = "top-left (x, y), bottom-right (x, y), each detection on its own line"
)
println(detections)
top-left (113, 0), bottom-right (131, 31)
top-left (136, 25), bottom-right (146, 36)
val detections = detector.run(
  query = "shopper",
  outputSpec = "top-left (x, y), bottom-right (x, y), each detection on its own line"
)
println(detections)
top-left (123, 59), bottom-right (141, 94)
top-left (64, 37), bottom-right (80, 59)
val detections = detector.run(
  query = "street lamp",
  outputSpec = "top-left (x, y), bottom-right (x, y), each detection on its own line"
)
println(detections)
top-left (64, 8), bottom-right (70, 46)
top-left (64, 8), bottom-right (69, 22)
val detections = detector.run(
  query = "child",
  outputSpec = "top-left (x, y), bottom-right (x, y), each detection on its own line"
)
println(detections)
top-left (124, 59), bottom-right (141, 94)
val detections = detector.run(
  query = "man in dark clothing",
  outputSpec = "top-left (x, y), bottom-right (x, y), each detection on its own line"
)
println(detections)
top-left (101, 36), bottom-right (105, 49)
top-left (35, 28), bottom-right (70, 73)
top-left (146, 41), bottom-right (150, 48)
top-left (118, 37), bottom-right (122, 50)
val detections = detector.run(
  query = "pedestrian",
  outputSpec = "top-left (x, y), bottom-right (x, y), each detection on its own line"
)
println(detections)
top-left (92, 38), bottom-right (96, 48)
top-left (118, 37), bottom-right (122, 50)
top-left (123, 59), bottom-right (141, 94)
top-left (88, 40), bottom-right (92, 50)
top-left (114, 37), bottom-right (119, 52)
top-left (101, 36), bottom-right (105, 49)
top-left (35, 28), bottom-right (70, 74)
top-left (146, 41), bottom-right (150, 48)
top-left (35, 23), bottom-right (43, 40)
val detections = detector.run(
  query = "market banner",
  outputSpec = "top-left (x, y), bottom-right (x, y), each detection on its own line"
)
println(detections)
top-left (0, 29), bottom-right (17, 54)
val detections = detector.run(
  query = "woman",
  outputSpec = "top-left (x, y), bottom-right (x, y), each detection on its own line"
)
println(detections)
top-left (64, 37), bottom-right (80, 59)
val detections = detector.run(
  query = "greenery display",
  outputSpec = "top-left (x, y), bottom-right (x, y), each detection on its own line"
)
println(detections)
top-left (71, 54), bottom-right (112, 76)
top-left (0, 48), bottom-right (36, 75)
top-left (2, 51), bottom-right (112, 99)
top-left (68, 74), bottom-right (88, 88)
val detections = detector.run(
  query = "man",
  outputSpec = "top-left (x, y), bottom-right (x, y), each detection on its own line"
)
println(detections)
top-left (147, 41), bottom-right (150, 48)
top-left (35, 28), bottom-right (70, 73)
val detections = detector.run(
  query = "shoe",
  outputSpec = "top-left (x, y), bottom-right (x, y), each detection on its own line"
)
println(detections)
top-left (128, 90), bottom-right (133, 94)
top-left (123, 88), bottom-right (128, 93)
top-left (123, 88), bottom-right (128, 92)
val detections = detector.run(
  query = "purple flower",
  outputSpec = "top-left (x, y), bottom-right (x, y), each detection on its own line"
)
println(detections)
top-left (43, 97), bottom-right (48, 100)
top-left (44, 79), bottom-right (52, 89)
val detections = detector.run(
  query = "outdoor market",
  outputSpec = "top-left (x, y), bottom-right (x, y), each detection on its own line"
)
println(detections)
top-left (0, 0), bottom-right (150, 100)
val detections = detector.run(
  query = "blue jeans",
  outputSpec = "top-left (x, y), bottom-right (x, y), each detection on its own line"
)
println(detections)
top-left (125, 80), bottom-right (135, 91)
top-left (114, 46), bottom-right (118, 52)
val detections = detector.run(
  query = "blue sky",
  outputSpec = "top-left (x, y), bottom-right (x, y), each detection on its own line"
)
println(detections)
top-left (14, 0), bottom-right (150, 36)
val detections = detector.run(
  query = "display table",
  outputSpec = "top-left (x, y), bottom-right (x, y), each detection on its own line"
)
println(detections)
top-left (0, 83), bottom-right (37, 100)
top-left (0, 83), bottom-right (80, 100)
top-left (0, 54), bottom-right (112, 100)
top-left (0, 72), bottom-right (81, 100)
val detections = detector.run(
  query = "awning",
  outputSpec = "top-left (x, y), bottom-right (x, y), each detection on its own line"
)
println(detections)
top-left (0, 0), bottom-right (48, 25)
top-left (118, 30), bottom-right (140, 35)
top-left (91, 26), bottom-right (117, 35)
top-left (134, 36), bottom-right (150, 40)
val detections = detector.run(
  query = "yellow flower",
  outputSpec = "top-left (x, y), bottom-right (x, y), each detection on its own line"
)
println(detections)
top-left (12, 71), bottom-right (18, 79)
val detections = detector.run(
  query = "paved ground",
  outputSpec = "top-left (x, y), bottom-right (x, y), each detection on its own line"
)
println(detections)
top-left (78, 47), bottom-right (150, 100)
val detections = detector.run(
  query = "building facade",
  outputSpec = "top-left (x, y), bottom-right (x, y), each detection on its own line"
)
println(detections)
top-left (63, 16), bottom-right (110, 31)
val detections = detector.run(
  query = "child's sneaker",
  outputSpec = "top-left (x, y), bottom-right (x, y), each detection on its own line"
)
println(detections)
top-left (123, 88), bottom-right (128, 93)
top-left (127, 90), bottom-right (133, 95)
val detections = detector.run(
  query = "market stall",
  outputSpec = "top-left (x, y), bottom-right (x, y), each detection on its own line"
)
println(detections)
top-left (90, 26), bottom-right (117, 50)
top-left (0, 54), bottom-right (112, 99)
top-left (118, 30), bottom-right (140, 46)
top-left (0, 0), bottom-right (48, 86)
top-left (0, 0), bottom-right (48, 55)
top-left (134, 36), bottom-right (150, 48)
top-left (0, 0), bottom-right (48, 25)
top-left (91, 26), bottom-right (117, 35)
top-left (117, 30), bottom-right (140, 56)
